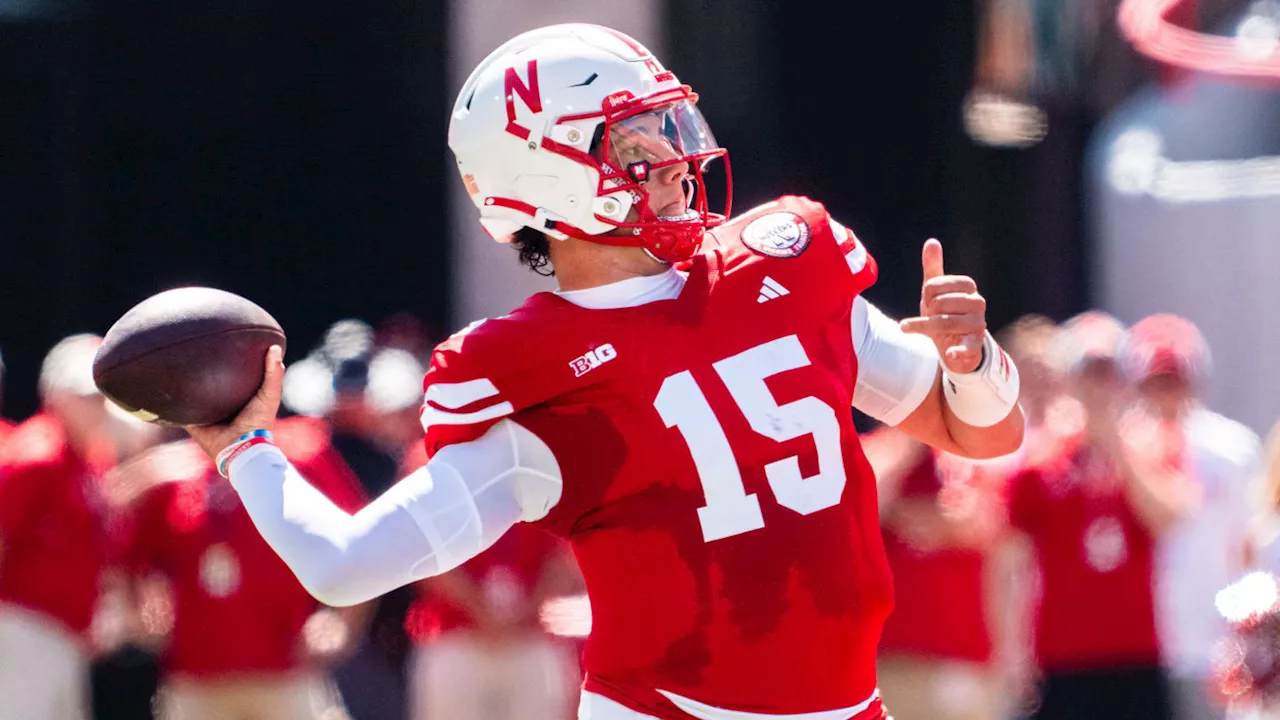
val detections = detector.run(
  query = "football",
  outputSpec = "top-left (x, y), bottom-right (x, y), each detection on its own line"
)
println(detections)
top-left (93, 287), bottom-right (286, 426)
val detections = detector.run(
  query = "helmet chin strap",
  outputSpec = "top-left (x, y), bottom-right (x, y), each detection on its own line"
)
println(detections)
top-left (642, 248), bottom-right (673, 265)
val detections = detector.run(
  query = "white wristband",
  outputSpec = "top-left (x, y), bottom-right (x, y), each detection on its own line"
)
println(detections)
top-left (942, 332), bottom-right (1020, 427)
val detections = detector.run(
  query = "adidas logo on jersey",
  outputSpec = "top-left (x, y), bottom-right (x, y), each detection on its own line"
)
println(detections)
top-left (757, 276), bottom-right (790, 304)
top-left (570, 343), bottom-right (618, 377)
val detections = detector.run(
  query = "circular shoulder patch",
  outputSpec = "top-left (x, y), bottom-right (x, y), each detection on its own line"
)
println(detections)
top-left (740, 212), bottom-right (812, 258)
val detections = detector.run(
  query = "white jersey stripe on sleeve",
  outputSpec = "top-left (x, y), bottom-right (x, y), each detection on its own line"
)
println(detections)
top-left (830, 219), bottom-right (849, 244)
top-left (424, 378), bottom-right (503, 410)
top-left (831, 219), bottom-right (868, 274)
top-left (420, 401), bottom-right (515, 432)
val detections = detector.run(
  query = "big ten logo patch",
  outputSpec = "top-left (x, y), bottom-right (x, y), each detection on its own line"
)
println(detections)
top-left (570, 343), bottom-right (618, 377)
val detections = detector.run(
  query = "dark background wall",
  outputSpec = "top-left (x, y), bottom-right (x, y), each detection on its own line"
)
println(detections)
top-left (1, 0), bottom-right (449, 419)
top-left (0, 0), bottom-right (1095, 421)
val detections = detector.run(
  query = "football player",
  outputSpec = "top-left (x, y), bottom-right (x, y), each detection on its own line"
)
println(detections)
top-left (187, 24), bottom-right (1024, 720)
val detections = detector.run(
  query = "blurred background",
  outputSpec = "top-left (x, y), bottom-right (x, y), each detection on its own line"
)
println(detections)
top-left (0, 0), bottom-right (1273, 430)
top-left (2, 0), bottom-right (1280, 719)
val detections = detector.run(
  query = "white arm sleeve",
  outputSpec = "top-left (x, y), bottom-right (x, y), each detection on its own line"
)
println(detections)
top-left (851, 295), bottom-right (940, 426)
top-left (226, 419), bottom-right (562, 607)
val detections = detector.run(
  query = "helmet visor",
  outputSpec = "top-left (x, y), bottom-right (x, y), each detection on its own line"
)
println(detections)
top-left (596, 100), bottom-right (720, 176)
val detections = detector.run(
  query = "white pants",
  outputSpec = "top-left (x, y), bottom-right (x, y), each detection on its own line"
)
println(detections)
top-left (157, 672), bottom-right (345, 720)
top-left (0, 605), bottom-right (89, 720)
top-left (411, 632), bottom-right (579, 720)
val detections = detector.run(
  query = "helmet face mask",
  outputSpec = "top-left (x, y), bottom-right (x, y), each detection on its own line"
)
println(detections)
top-left (449, 24), bottom-right (731, 264)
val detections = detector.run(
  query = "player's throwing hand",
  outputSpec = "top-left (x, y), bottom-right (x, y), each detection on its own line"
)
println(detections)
top-left (899, 239), bottom-right (987, 374)
top-left (185, 345), bottom-right (285, 459)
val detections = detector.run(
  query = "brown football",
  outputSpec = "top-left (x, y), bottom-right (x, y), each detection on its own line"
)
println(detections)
top-left (93, 287), bottom-right (286, 426)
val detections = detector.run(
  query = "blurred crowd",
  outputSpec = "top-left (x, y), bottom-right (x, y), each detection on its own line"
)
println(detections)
top-left (0, 315), bottom-right (587, 720)
top-left (867, 310), bottom-right (1270, 720)
top-left (2, 308), bottom-right (1279, 720)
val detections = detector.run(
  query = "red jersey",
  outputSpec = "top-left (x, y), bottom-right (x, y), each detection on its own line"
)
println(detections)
top-left (114, 418), bottom-right (367, 678)
top-left (1008, 441), bottom-right (1161, 672)
top-left (422, 196), bottom-right (890, 717)
top-left (878, 453), bottom-right (993, 663)
top-left (0, 414), bottom-right (112, 635)
top-left (410, 523), bottom-right (568, 639)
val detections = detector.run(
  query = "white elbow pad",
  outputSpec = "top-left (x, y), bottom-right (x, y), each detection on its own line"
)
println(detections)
top-left (851, 296), bottom-right (940, 425)
top-left (942, 332), bottom-right (1020, 427)
top-left (398, 419), bottom-right (564, 576)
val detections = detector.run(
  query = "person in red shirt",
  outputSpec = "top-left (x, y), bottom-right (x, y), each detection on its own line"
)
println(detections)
top-left (112, 416), bottom-right (370, 719)
top-left (0, 334), bottom-right (115, 720)
top-left (182, 25), bottom-right (1026, 720)
top-left (868, 315), bottom-right (1062, 720)
top-left (407, 523), bottom-right (583, 720)
top-left (1006, 311), bottom-right (1185, 720)
top-left (869, 435), bottom-right (1003, 720)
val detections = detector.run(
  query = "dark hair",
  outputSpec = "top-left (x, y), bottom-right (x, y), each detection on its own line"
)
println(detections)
top-left (511, 226), bottom-right (554, 276)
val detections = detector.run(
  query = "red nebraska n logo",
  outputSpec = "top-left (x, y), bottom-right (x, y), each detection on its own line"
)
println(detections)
top-left (504, 60), bottom-right (542, 141)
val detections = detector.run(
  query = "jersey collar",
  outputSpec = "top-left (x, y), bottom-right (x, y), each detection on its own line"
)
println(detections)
top-left (554, 268), bottom-right (686, 309)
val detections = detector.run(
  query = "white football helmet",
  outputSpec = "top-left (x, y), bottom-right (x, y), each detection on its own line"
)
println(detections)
top-left (449, 24), bottom-right (731, 263)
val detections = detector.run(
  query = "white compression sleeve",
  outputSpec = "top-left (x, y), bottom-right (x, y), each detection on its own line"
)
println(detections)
top-left (851, 295), bottom-right (940, 426)
top-left (226, 419), bottom-right (562, 607)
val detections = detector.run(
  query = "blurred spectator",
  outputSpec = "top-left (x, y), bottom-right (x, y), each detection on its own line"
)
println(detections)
top-left (870, 433), bottom-right (1006, 720)
top-left (376, 312), bottom-right (436, 366)
top-left (1223, 420), bottom-right (1280, 718)
top-left (986, 315), bottom-right (1077, 719)
top-left (111, 416), bottom-right (370, 719)
top-left (1006, 311), bottom-right (1178, 720)
top-left (281, 319), bottom-right (429, 720)
top-left (363, 348), bottom-right (431, 458)
top-left (88, 419), bottom-right (181, 720)
top-left (0, 334), bottom-right (114, 720)
top-left (1118, 315), bottom-right (1261, 720)
top-left (408, 523), bottom-right (582, 720)
top-left (996, 315), bottom-right (1063, 431)
top-left (870, 314), bottom-right (1065, 720)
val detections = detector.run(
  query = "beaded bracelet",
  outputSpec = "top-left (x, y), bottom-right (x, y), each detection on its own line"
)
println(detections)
top-left (215, 429), bottom-right (275, 478)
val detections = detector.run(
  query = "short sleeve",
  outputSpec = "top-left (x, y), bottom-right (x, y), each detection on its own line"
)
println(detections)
top-left (828, 216), bottom-right (879, 291)
top-left (719, 196), bottom-right (879, 297)
top-left (420, 315), bottom-right (574, 459)
top-left (112, 487), bottom-right (170, 572)
top-left (421, 324), bottom-right (521, 457)
top-left (1006, 467), bottom-right (1043, 535)
top-left (0, 463), bottom-right (46, 542)
top-left (898, 453), bottom-right (943, 498)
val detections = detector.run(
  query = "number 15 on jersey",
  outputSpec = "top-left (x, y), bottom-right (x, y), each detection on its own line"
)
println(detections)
top-left (654, 334), bottom-right (848, 542)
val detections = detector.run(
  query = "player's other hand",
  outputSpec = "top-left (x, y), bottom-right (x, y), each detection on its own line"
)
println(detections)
top-left (185, 345), bottom-right (285, 459)
top-left (899, 239), bottom-right (987, 374)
